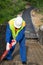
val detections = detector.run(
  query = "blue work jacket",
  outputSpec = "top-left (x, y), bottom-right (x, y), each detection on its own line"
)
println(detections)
top-left (5, 24), bottom-right (26, 43)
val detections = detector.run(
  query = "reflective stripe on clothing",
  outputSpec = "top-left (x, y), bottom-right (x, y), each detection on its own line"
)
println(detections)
top-left (8, 18), bottom-right (26, 39)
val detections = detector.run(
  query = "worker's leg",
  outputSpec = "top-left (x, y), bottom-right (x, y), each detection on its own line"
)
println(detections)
top-left (19, 36), bottom-right (27, 62)
top-left (5, 45), bottom-right (16, 60)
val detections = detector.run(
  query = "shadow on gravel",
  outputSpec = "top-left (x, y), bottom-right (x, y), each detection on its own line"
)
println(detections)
top-left (22, 6), bottom-right (38, 38)
top-left (12, 49), bottom-right (19, 59)
top-left (22, 6), bottom-right (35, 33)
top-left (12, 46), bottom-right (29, 60)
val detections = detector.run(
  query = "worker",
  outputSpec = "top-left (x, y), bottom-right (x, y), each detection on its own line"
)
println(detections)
top-left (5, 16), bottom-right (27, 64)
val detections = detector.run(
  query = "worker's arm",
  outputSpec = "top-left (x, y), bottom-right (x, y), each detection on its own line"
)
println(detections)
top-left (5, 24), bottom-right (26, 43)
top-left (16, 27), bottom-right (26, 42)
top-left (5, 24), bottom-right (12, 43)
top-left (5, 24), bottom-right (16, 50)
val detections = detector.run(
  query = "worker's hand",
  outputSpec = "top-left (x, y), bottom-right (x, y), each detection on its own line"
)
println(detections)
top-left (11, 39), bottom-right (16, 46)
top-left (6, 40), bottom-right (16, 50)
top-left (6, 42), bottom-right (10, 50)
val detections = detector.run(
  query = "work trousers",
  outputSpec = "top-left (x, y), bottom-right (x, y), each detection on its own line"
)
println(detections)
top-left (6, 36), bottom-right (27, 62)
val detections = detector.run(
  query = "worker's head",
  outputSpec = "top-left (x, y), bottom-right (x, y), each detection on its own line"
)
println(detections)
top-left (14, 16), bottom-right (22, 29)
top-left (14, 16), bottom-right (23, 32)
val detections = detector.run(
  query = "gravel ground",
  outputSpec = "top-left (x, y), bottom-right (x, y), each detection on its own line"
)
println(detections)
top-left (0, 39), bottom-right (43, 65)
